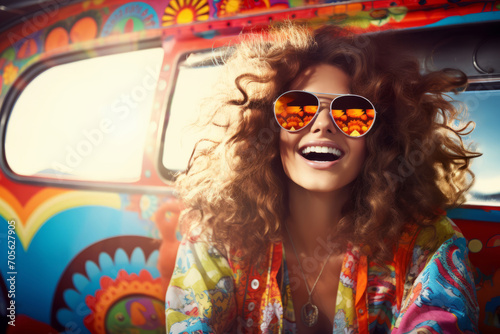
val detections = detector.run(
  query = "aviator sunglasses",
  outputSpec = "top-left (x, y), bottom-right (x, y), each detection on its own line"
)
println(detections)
top-left (273, 90), bottom-right (377, 137)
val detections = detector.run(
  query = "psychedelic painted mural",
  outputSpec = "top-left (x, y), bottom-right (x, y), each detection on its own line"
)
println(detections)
top-left (0, 181), bottom-right (181, 333)
top-left (0, 0), bottom-right (499, 333)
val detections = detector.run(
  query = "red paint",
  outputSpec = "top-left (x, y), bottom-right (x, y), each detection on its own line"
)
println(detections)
top-left (125, 18), bottom-right (135, 33)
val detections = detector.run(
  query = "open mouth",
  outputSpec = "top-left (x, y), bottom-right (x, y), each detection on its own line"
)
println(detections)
top-left (301, 146), bottom-right (343, 162)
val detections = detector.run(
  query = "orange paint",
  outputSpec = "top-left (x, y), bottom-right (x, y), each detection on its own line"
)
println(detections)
top-left (153, 301), bottom-right (166, 325)
top-left (70, 17), bottom-right (98, 43)
top-left (317, 7), bottom-right (334, 16)
top-left (130, 301), bottom-right (147, 325)
top-left (45, 27), bottom-right (70, 52)
top-left (346, 3), bottom-right (363, 13)
top-left (335, 5), bottom-right (347, 14)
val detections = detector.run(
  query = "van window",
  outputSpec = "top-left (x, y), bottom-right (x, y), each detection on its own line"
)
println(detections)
top-left (453, 87), bottom-right (500, 206)
top-left (5, 48), bottom-right (163, 182)
top-left (161, 50), bottom-right (224, 173)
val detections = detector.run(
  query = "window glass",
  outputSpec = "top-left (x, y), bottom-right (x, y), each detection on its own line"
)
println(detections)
top-left (453, 89), bottom-right (500, 206)
top-left (162, 51), bottom-right (224, 172)
top-left (5, 48), bottom-right (163, 182)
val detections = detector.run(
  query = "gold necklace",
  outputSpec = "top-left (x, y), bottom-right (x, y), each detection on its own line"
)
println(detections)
top-left (284, 223), bottom-right (333, 327)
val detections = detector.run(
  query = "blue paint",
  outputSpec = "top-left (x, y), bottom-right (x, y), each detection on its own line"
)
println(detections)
top-left (424, 11), bottom-right (500, 28)
top-left (447, 207), bottom-right (500, 223)
top-left (484, 295), bottom-right (500, 313)
top-left (194, 30), bottom-right (219, 39)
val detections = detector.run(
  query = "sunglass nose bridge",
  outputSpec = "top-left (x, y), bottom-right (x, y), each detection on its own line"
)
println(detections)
top-left (318, 100), bottom-right (332, 109)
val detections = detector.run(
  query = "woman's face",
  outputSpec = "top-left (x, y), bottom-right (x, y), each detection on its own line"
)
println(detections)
top-left (279, 64), bottom-right (367, 193)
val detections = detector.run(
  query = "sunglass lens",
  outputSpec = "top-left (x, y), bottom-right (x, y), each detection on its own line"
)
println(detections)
top-left (275, 92), bottom-right (318, 131)
top-left (331, 96), bottom-right (375, 137)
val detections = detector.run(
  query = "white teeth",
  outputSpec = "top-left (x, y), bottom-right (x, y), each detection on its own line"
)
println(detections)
top-left (301, 146), bottom-right (341, 156)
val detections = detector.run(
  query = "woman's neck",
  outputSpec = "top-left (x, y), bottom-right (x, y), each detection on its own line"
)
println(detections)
top-left (286, 180), bottom-right (350, 255)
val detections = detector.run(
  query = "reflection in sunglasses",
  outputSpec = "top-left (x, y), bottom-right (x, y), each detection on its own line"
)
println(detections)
top-left (275, 103), bottom-right (317, 131)
top-left (333, 108), bottom-right (375, 136)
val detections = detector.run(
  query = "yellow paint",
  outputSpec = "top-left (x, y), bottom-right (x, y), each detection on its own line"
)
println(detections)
top-left (224, 0), bottom-right (240, 14)
top-left (177, 8), bottom-right (195, 24)
top-left (468, 239), bottom-right (483, 253)
top-left (194, 0), bottom-right (207, 10)
top-left (3, 62), bottom-right (18, 85)
top-left (170, 0), bottom-right (179, 11)
top-left (165, 7), bottom-right (177, 15)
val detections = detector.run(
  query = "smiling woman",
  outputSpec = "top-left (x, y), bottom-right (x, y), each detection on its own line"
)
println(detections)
top-left (165, 23), bottom-right (480, 333)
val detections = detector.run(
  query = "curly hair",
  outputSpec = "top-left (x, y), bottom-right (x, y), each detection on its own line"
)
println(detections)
top-left (175, 22), bottom-right (480, 266)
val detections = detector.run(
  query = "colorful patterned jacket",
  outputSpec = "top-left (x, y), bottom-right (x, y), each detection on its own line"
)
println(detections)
top-left (165, 216), bottom-right (479, 333)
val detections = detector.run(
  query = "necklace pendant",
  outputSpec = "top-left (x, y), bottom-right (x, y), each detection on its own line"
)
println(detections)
top-left (301, 302), bottom-right (319, 327)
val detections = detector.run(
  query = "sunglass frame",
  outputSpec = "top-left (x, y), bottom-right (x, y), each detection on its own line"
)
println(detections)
top-left (273, 90), bottom-right (377, 137)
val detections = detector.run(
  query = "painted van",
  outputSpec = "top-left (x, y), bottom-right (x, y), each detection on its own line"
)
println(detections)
top-left (0, 0), bottom-right (499, 333)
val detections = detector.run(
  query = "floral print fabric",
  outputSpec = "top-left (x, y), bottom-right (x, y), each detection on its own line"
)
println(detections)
top-left (165, 217), bottom-right (479, 333)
